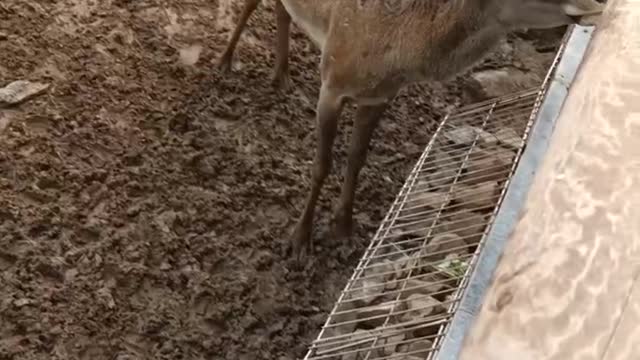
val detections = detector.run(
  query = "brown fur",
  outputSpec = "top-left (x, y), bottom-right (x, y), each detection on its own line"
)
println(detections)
top-left (218, 0), bottom-right (605, 259)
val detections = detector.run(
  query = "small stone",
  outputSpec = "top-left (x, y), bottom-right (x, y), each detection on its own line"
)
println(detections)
top-left (464, 148), bottom-right (515, 184)
top-left (341, 330), bottom-right (382, 360)
top-left (401, 294), bottom-right (444, 322)
top-left (0, 32), bottom-right (7, 40)
top-left (0, 80), bottom-right (49, 106)
top-left (14, 298), bottom-right (32, 307)
top-left (425, 150), bottom-right (455, 171)
top-left (392, 252), bottom-right (421, 277)
top-left (442, 210), bottom-right (487, 245)
top-left (495, 128), bottom-right (521, 149)
top-left (453, 181), bottom-right (501, 210)
top-left (427, 167), bottom-right (458, 189)
top-left (465, 68), bottom-right (542, 100)
top-left (425, 233), bottom-right (468, 260)
top-left (351, 260), bottom-right (396, 304)
top-left (398, 279), bottom-right (446, 299)
top-left (445, 126), bottom-right (475, 145)
top-left (406, 340), bottom-right (434, 358)
top-left (401, 191), bottom-right (449, 219)
top-left (351, 277), bottom-right (386, 306)
top-left (397, 355), bottom-right (422, 360)
top-left (381, 332), bottom-right (406, 355)
top-left (324, 301), bottom-right (358, 338)
top-left (96, 287), bottom-right (116, 309)
top-left (64, 268), bottom-right (79, 283)
top-left (444, 125), bottom-right (493, 146)
top-left (178, 44), bottom-right (203, 66)
top-left (49, 325), bottom-right (63, 335)
top-left (408, 179), bottom-right (430, 193)
top-left (366, 259), bottom-right (396, 281)
top-left (357, 302), bottom-right (402, 328)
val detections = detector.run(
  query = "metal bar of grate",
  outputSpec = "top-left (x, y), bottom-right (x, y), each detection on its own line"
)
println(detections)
top-left (303, 26), bottom-right (584, 360)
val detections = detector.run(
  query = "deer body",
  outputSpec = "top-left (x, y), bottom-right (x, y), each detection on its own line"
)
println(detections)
top-left (219, 0), bottom-right (605, 258)
top-left (279, 0), bottom-right (330, 47)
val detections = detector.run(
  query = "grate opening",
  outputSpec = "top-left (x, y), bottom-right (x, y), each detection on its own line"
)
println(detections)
top-left (303, 28), bottom-right (576, 360)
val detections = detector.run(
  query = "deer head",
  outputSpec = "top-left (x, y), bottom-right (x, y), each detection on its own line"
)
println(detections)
top-left (496, 0), bottom-right (606, 29)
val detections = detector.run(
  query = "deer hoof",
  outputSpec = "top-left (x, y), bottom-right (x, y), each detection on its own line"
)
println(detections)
top-left (272, 73), bottom-right (292, 92)
top-left (290, 221), bottom-right (312, 260)
top-left (218, 56), bottom-right (233, 74)
top-left (332, 213), bottom-right (354, 241)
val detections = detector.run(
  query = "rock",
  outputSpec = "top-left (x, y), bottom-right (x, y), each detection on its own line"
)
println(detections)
top-left (464, 68), bottom-right (542, 101)
top-left (178, 44), bottom-right (203, 66)
top-left (442, 210), bottom-right (487, 245)
top-left (424, 233), bottom-right (468, 260)
top-left (425, 150), bottom-right (456, 171)
top-left (381, 331), bottom-right (406, 356)
top-left (358, 259), bottom-right (401, 291)
top-left (464, 148), bottom-right (515, 184)
top-left (427, 167), bottom-right (458, 189)
top-left (341, 330), bottom-right (381, 360)
top-left (368, 259), bottom-right (397, 280)
top-left (452, 181), bottom-right (501, 210)
top-left (0, 80), bottom-right (49, 106)
top-left (444, 125), bottom-right (496, 146)
top-left (395, 216), bottom-right (438, 237)
top-left (401, 294), bottom-right (445, 322)
top-left (351, 277), bottom-right (386, 306)
top-left (64, 268), bottom-right (79, 283)
top-left (394, 356), bottom-right (422, 360)
top-left (406, 340), bottom-right (434, 358)
top-left (391, 252), bottom-right (421, 278)
top-left (495, 128), bottom-right (521, 149)
top-left (14, 298), bottom-right (32, 307)
top-left (356, 302), bottom-right (400, 328)
top-left (443, 126), bottom-right (474, 145)
top-left (403, 294), bottom-right (445, 319)
top-left (398, 279), bottom-right (447, 299)
top-left (401, 191), bottom-right (449, 220)
top-left (324, 301), bottom-right (358, 338)
top-left (398, 216), bottom-right (455, 247)
top-left (0, 109), bottom-right (18, 132)
top-left (413, 179), bottom-right (430, 192)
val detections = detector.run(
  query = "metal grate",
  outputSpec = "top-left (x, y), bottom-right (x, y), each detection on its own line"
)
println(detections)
top-left (303, 28), bottom-right (576, 360)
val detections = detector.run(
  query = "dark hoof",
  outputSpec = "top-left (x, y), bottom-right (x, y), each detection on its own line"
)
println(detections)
top-left (272, 73), bottom-right (292, 92)
top-left (332, 213), bottom-right (354, 242)
top-left (290, 221), bottom-right (312, 262)
top-left (218, 56), bottom-right (233, 74)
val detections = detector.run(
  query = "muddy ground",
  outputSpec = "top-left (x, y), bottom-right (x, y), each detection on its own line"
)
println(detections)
top-left (0, 1), bottom-right (564, 359)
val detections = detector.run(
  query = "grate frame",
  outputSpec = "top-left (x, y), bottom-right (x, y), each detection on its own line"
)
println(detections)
top-left (303, 25), bottom-right (584, 360)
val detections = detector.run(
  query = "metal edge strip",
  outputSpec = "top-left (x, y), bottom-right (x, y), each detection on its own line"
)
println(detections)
top-left (433, 24), bottom-right (595, 360)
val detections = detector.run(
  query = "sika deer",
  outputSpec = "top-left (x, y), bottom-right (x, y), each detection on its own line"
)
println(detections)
top-left (220, 0), bottom-right (605, 259)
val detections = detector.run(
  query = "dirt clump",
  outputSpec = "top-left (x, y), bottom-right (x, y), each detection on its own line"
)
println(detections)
top-left (0, 1), bottom-right (563, 359)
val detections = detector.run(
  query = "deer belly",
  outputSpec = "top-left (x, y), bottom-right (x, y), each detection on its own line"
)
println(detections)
top-left (281, 0), bottom-right (327, 48)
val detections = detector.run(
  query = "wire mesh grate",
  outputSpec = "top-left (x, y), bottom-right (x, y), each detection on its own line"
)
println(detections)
top-left (303, 29), bottom-right (574, 360)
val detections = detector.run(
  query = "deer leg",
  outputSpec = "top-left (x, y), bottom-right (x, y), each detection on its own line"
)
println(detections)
top-left (272, 0), bottom-right (292, 91)
top-left (218, 0), bottom-right (261, 73)
top-left (333, 102), bottom-right (388, 239)
top-left (291, 86), bottom-right (344, 258)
